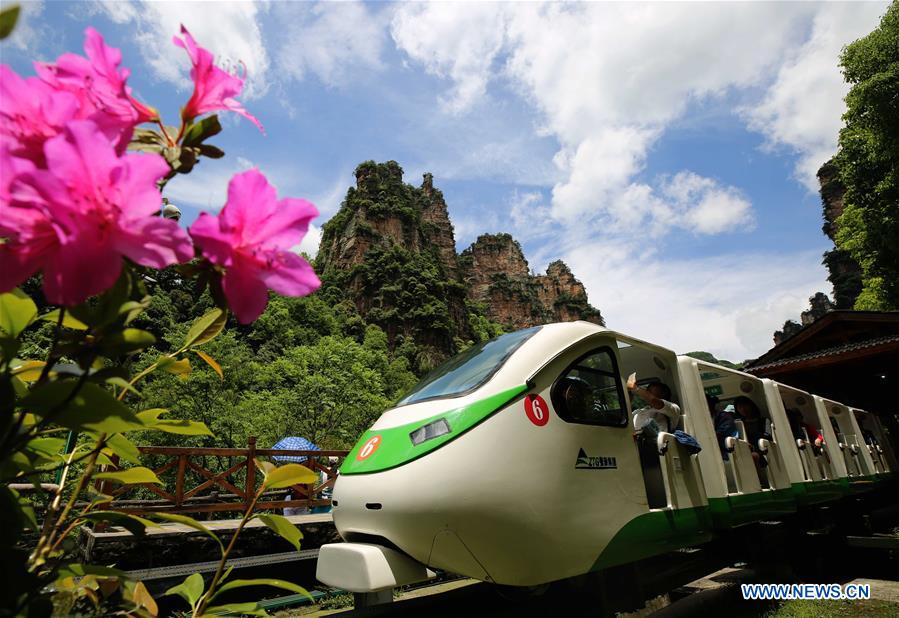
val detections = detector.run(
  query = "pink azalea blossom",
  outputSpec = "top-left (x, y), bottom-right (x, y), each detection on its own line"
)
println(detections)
top-left (0, 65), bottom-right (81, 166)
top-left (0, 145), bottom-right (48, 293)
top-left (34, 27), bottom-right (157, 151)
top-left (172, 25), bottom-right (263, 132)
top-left (189, 170), bottom-right (319, 323)
top-left (1, 121), bottom-right (193, 305)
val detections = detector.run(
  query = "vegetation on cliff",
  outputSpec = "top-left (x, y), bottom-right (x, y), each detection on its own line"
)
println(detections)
top-left (831, 2), bottom-right (899, 310)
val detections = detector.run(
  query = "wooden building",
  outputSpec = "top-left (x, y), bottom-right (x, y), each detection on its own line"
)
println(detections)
top-left (744, 311), bottom-right (899, 422)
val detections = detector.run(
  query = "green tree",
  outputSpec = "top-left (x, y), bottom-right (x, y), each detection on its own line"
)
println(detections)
top-left (834, 2), bottom-right (899, 309)
top-left (244, 336), bottom-right (416, 449)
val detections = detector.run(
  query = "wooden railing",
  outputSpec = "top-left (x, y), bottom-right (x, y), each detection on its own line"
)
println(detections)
top-left (96, 437), bottom-right (348, 515)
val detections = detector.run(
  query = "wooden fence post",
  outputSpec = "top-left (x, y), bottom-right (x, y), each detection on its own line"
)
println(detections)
top-left (245, 436), bottom-right (257, 508)
top-left (174, 454), bottom-right (187, 507)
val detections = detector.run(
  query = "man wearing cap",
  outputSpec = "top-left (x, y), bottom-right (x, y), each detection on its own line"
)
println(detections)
top-left (627, 374), bottom-right (681, 435)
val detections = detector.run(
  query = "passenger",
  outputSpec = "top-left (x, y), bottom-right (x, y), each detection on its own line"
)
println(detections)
top-left (708, 395), bottom-right (738, 460)
top-left (853, 411), bottom-right (878, 446)
top-left (626, 374), bottom-right (680, 509)
top-left (786, 408), bottom-right (824, 451)
top-left (734, 396), bottom-right (770, 447)
top-left (627, 375), bottom-right (681, 435)
top-left (734, 396), bottom-right (771, 476)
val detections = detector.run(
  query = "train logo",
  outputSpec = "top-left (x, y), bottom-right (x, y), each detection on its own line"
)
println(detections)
top-left (525, 393), bottom-right (550, 427)
top-left (575, 448), bottom-right (617, 470)
top-left (356, 435), bottom-right (382, 461)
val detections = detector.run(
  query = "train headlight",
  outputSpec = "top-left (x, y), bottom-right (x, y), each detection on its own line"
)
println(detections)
top-left (409, 418), bottom-right (451, 446)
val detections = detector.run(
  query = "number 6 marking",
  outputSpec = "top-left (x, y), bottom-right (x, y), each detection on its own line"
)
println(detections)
top-left (357, 435), bottom-right (382, 461)
top-left (525, 394), bottom-right (550, 427)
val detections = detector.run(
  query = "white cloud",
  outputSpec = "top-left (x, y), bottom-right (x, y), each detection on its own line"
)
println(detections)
top-left (563, 242), bottom-right (829, 361)
top-left (391, 2), bottom-right (507, 113)
top-left (163, 158), bottom-right (255, 211)
top-left (93, 0), bottom-right (271, 99)
top-left (744, 2), bottom-right (888, 191)
top-left (295, 224), bottom-right (322, 258)
top-left (5, 1), bottom-right (56, 57)
top-left (660, 172), bottom-right (754, 235)
top-left (274, 2), bottom-right (386, 87)
top-left (391, 3), bottom-right (821, 235)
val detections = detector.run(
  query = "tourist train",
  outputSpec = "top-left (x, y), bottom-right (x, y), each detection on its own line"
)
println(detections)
top-left (315, 322), bottom-right (897, 595)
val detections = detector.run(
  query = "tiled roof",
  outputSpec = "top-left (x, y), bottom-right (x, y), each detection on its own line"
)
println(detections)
top-left (745, 334), bottom-right (899, 372)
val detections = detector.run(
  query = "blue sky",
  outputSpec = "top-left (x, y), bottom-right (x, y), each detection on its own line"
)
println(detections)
top-left (2, 1), bottom-right (889, 360)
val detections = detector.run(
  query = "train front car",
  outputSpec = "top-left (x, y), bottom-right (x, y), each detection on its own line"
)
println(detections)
top-left (317, 322), bottom-right (712, 594)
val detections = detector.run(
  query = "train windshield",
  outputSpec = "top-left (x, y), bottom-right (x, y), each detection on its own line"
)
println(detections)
top-left (397, 326), bottom-right (541, 406)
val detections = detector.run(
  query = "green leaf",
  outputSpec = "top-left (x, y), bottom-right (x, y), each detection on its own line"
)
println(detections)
top-left (183, 308), bottom-right (227, 348)
top-left (103, 433), bottom-right (141, 464)
top-left (21, 381), bottom-right (146, 434)
top-left (212, 578), bottom-right (311, 602)
top-left (138, 407), bottom-right (213, 436)
top-left (106, 376), bottom-right (141, 397)
top-left (41, 309), bottom-right (89, 331)
top-left (11, 360), bottom-right (45, 382)
top-left (131, 581), bottom-right (158, 615)
top-left (255, 514), bottom-right (303, 551)
top-left (193, 349), bottom-right (223, 379)
top-left (197, 144), bottom-right (225, 159)
top-left (23, 437), bottom-right (64, 468)
top-left (79, 511), bottom-right (159, 537)
top-left (151, 513), bottom-right (223, 552)
top-left (101, 328), bottom-right (156, 354)
top-left (146, 419), bottom-right (213, 436)
top-left (0, 288), bottom-right (38, 338)
top-left (118, 299), bottom-right (149, 324)
top-left (162, 357), bottom-right (191, 377)
top-left (262, 464), bottom-right (318, 489)
top-left (203, 602), bottom-right (267, 616)
top-left (93, 467), bottom-right (161, 485)
top-left (181, 114), bottom-right (222, 147)
top-left (0, 4), bottom-right (20, 39)
top-left (137, 408), bottom-right (168, 424)
top-left (164, 572), bottom-right (205, 609)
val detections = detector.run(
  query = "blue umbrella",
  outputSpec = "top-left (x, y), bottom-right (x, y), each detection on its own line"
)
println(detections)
top-left (272, 436), bottom-right (320, 463)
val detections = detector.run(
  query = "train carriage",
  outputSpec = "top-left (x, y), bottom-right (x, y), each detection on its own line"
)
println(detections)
top-left (316, 322), bottom-right (896, 596)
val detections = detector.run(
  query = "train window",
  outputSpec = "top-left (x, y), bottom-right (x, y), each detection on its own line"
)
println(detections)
top-left (551, 347), bottom-right (627, 427)
top-left (396, 326), bottom-right (542, 406)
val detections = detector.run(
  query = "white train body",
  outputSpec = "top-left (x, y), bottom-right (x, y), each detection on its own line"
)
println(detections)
top-left (316, 322), bottom-right (894, 592)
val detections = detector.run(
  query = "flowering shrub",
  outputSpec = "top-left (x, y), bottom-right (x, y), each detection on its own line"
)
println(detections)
top-left (1, 18), bottom-right (320, 617)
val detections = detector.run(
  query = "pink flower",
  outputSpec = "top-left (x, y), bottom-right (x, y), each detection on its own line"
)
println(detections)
top-left (189, 170), bottom-right (319, 323)
top-left (34, 28), bottom-right (157, 150)
top-left (173, 25), bottom-right (263, 132)
top-left (0, 65), bottom-right (81, 166)
top-left (1, 121), bottom-right (194, 305)
top-left (0, 145), bottom-right (50, 293)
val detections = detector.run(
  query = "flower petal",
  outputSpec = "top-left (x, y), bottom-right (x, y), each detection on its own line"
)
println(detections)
top-left (116, 216), bottom-right (194, 268)
top-left (221, 169), bottom-right (278, 238)
top-left (259, 251), bottom-right (321, 298)
top-left (189, 212), bottom-right (236, 267)
top-left (221, 259), bottom-right (270, 324)
top-left (42, 232), bottom-right (121, 306)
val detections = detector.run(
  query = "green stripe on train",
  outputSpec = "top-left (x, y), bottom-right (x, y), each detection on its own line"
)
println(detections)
top-left (591, 506), bottom-right (714, 571)
top-left (340, 385), bottom-right (529, 475)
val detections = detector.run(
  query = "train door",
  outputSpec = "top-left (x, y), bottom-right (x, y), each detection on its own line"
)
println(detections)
top-left (851, 409), bottom-right (890, 474)
top-left (869, 414), bottom-right (898, 472)
top-left (616, 339), bottom-right (708, 513)
top-left (774, 383), bottom-right (837, 481)
top-left (824, 400), bottom-right (872, 477)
